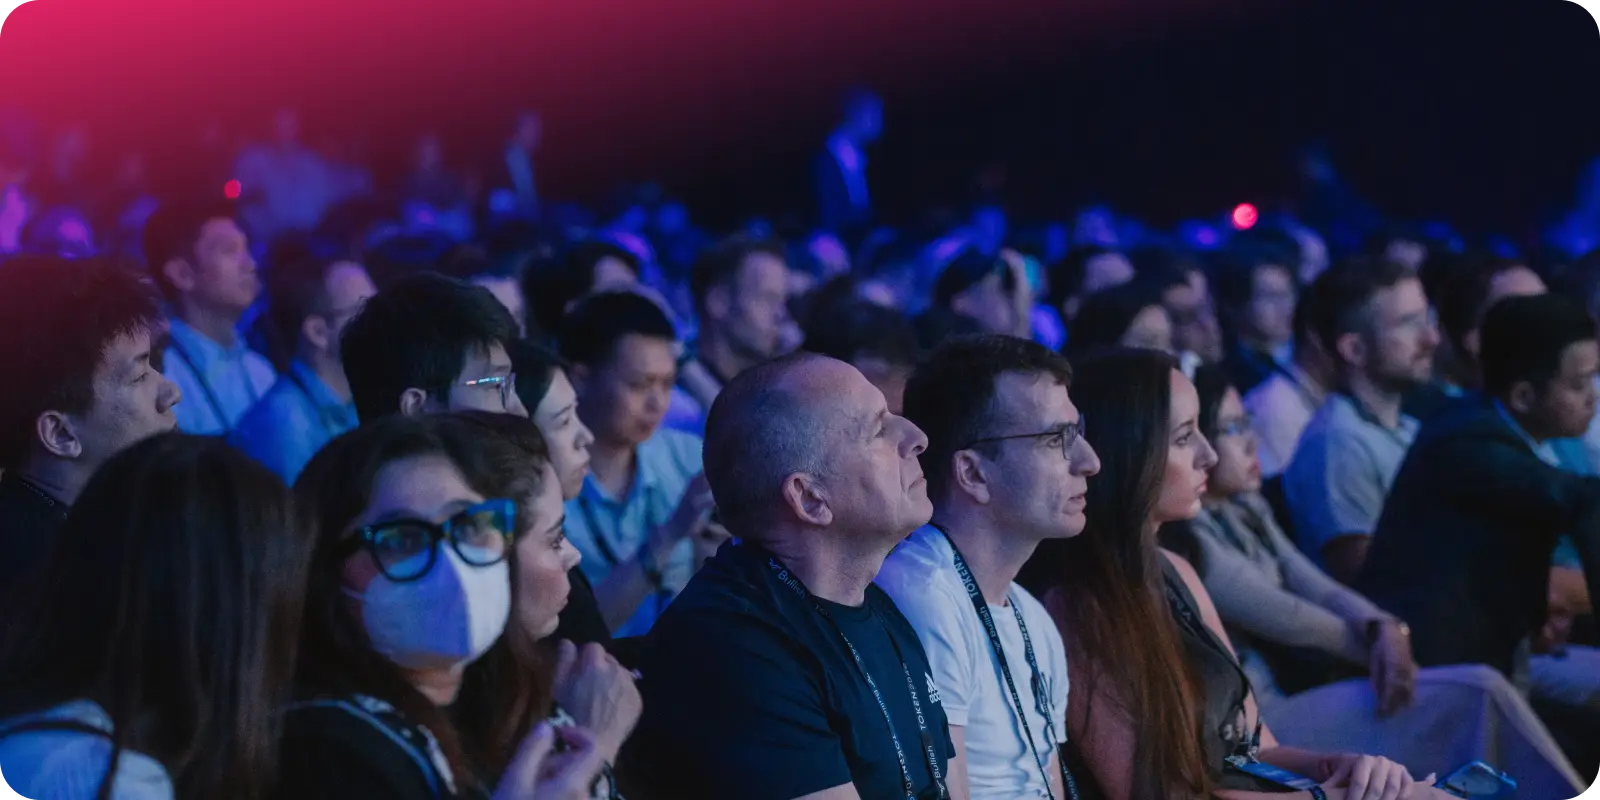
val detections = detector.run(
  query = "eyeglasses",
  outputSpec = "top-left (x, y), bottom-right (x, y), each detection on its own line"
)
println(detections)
top-left (1213, 416), bottom-right (1254, 439)
top-left (337, 499), bottom-right (516, 583)
top-left (962, 419), bottom-right (1087, 463)
top-left (462, 372), bottom-right (518, 410)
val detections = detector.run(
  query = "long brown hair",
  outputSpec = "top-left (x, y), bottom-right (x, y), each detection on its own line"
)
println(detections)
top-left (0, 433), bottom-right (311, 800)
top-left (448, 411), bottom-right (559, 777)
top-left (1017, 348), bottom-right (1211, 799)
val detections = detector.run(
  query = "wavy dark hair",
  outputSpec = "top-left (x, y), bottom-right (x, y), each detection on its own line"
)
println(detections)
top-left (294, 413), bottom-right (528, 792)
top-left (0, 433), bottom-right (311, 800)
top-left (449, 411), bottom-right (561, 777)
top-left (1018, 348), bottom-right (1210, 800)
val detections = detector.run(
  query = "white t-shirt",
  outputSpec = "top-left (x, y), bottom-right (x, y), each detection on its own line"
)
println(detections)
top-left (876, 526), bottom-right (1070, 800)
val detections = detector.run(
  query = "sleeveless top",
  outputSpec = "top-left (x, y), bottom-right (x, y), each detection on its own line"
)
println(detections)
top-left (1158, 558), bottom-right (1292, 793)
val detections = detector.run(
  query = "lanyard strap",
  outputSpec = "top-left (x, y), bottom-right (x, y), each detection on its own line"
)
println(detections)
top-left (934, 526), bottom-right (1078, 800)
top-left (284, 369), bottom-right (343, 439)
top-left (765, 555), bottom-right (947, 800)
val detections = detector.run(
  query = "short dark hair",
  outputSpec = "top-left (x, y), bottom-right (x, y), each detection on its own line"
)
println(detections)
top-left (903, 335), bottom-right (1073, 502)
top-left (1044, 245), bottom-right (1114, 311)
top-left (1434, 255), bottom-right (1526, 355)
top-left (1481, 294), bottom-right (1597, 398)
top-left (932, 248), bottom-right (1013, 311)
top-left (802, 301), bottom-right (916, 368)
top-left (521, 240), bottom-right (641, 338)
top-left (340, 271), bottom-right (518, 422)
top-left (1304, 256), bottom-right (1411, 359)
top-left (506, 339), bottom-right (570, 413)
top-left (142, 199), bottom-right (239, 301)
top-left (702, 353), bottom-right (832, 536)
top-left (262, 255), bottom-right (341, 370)
top-left (556, 291), bottom-right (676, 368)
top-left (0, 256), bottom-right (164, 470)
top-left (1212, 244), bottom-right (1295, 314)
top-left (689, 234), bottom-right (786, 316)
top-left (1066, 281), bottom-right (1166, 358)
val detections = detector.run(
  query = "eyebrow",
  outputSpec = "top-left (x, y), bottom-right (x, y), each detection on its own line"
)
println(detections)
top-left (546, 515), bottom-right (567, 536)
top-left (862, 408), bottom-right (888, 439)
top-left (1174, 419), bottom-right (1196, 434)
top-left (367, 498), bottom-right (478, 526)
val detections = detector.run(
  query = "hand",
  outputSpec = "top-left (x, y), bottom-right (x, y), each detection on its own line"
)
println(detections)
top-left (647, 473), bottom-right (715, 563)
top-left (550, 640), bottom-right (642, 762)
top-left (492, 723), bottom-right (606, 800)
top-left (1367, 621), bottom-right (1416, 716)
top-left (1316, 753), bottom-right (1419, 800)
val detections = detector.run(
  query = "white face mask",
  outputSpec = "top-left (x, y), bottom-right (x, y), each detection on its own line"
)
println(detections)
top-left (345, 545), bottom-right (511, 671)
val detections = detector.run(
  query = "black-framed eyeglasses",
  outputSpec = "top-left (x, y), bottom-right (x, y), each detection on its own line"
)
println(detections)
top-left (462, 372), bottom-right (518, 410)
top-left (962, 419), bottom-right (1087, 463)
top-left (336, 498), bottom-right (517, 583)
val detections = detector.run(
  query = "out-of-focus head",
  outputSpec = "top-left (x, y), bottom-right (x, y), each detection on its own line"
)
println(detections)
top-left (1213, 243), bottom-right (1298, 350)
top-left (1482, 293), bottom-right (1599, 441)
top-left (558, 291), bottom-right (679, 447)
top-left (1192, 364), bottom-right (1258, 498)
top-left (143, 200), bottom-right (259, 316)
top-left (1133, 248), bottom-right (1223, 363)
top-left (340, 272), bottom-right (523, 422)
top-left (903, 334), bottom-right (1100, 539)
top-left (265, 256), bottom-right (376, 368)
top-left (802, 301), bottom-right (918, 414)
top-left (933, 248), bottom-right (1017, 336)
top-left (1066, 281), bottom-right (1172, 357)
top-left (703, 354), bottom-right (930, 547)
top-left (522, 240), bottom-right (641, 340)
top-left (0, 256), bottom-right (180, 481)
top-left (1307, 257), bottom-right (1439, 391)
top-left (1435, 255), bottom-right (1546, 368)
top-left (691, 234), bottom-right (793, 363)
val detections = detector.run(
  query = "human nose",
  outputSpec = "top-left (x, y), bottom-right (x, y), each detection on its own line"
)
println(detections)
top-left (899, 417), bottom-right (928, 459)
top-left (1071, 436), bottom-right (1102, 477)
top-left (1197, 433), bottom-right (1219, 472)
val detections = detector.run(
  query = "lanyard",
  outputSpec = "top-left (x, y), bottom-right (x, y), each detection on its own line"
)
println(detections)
top-left (168, 338), bottom-right (260, 433)
top-left (933, 526), bottom-right (1078, 800)
top-left (764, 554), bottom-right (947, 800)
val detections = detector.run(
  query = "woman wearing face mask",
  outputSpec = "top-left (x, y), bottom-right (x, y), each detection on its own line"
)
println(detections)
top-left (279, 414), bottom-right (605, 799)
top-left (453, 411), bottom-right (641, 800)
top-left (1168, 364), bottom-right (1584, 796)
top-left (0, 434), bottom-right (311, 800)
top-left (1019, 348), bottom-right (1450, 800)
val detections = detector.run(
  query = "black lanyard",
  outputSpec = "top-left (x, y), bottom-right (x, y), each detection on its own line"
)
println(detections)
top-left (168, 337), bottom-right (259, 433)
top-left (764, 554), bottom-right (947, 800)
top-left (933, 526), bottom-right (1078, 800)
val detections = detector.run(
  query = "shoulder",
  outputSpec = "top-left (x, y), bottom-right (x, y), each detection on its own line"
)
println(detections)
top-left (641, 427), bottom-right (704, 476)
top-left (0, 702), bottom-right (172, 800)
top-left (1159, 547), bottom-right (1206, 598)
top-left (875, 528), bottom-right (964, 611)
top-left (244, 350), bottom-right (277, 382)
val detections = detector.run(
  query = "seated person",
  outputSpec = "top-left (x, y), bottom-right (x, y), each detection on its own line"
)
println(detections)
top-left (1175, 364), bottom-right (1583, 795)
top-left (1019, 348), bottom-right (1451, 800)
top-left (1214, 243), bottom-right (1299, 394)
top-left (802, 300), bottom-right (918, 414)
top-left (626, 354), bottom-right (954, 799)
top-left (1245, 271), bottom-right (1337, 479)
top-left (1064, 281), bottom-right (1174, 358)
top-left (1282, 258), bottom-right (1438, 583)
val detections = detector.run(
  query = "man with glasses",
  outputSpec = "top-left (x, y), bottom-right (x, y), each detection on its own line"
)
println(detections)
top-left (340, 271), bottom-right (527, 423)
top-left (232, 255), bottom-right (376, 481)
top-left (1283, 257), bottom-right (1440, 584)
top-left (557, 291), bottom-right (717, 637)
top-left (876, 334), bottom-right (1099, 800)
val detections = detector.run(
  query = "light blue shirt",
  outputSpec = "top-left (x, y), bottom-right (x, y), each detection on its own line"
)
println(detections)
top-left (564, 427), bottom-right (703, 637)
top-left (162, 318), bottom-right (276, 435)
top-left (0, 700), bottom-right (173, 799)
top-left (230, 360), bottom-right (358, 483)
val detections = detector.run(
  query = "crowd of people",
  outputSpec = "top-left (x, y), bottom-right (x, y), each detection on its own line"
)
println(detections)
top-left (2, 93), bottom-right (1600, 799)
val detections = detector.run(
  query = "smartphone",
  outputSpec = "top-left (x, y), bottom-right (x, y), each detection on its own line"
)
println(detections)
top-left (1438, 761), bottom-right (1516, 799)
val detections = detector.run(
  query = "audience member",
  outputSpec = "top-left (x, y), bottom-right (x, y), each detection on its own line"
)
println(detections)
top-left (231, 256), bottom-right (374, 481)
top-left (450, 412), bottom-right (642, 799)
top-left (1134, 249), bottom-right (1224, 363)
top-left (1063, 280), bottom-right (1173, 357)
top-left (627, 354), bottom-right (953, 799)
top-left (280, 415), bottom-right (607, 798)
top-left (1019, 348), bottom-right (1446, 800)
top-left (0, 256), bottom-right (181, 594)
top-left (1282, 258), bottom-right (1438, 583)
top-left (879, 335), bottom-right (1100, 800)
top-left (144, 201), bottom-right (276, 434)
top-left (673, 235), bottom-right (794, 431)
top-left (801, 300), bottom-right (918, 414)
top-left (815, 88), bottom-right (883, 233)
top-left (1044, 245), bottom-right (1136, 323)
top-left (0, 434), bottom-right (313, 799)
top-left (233, 108), bottom-right (343, 244)
top-left (558, 292), bottom-right (715, 636)
top-left (1177, 364), bottom-right (1583, 794)
top-left (1245, 270), bottom-right (1337, 478)
top-left (523, 240), bottom-right (642, 340)
top-left (340, 271), bottom-right (526, 422)
top-left (507, 340), bottom-right (611, 647)
top-left (929, 248), bottom-right (1029, 339)
top-left (1362, 294), bottom-right (1600, 701)
top-left (1215, 244), bottom-right (1299, 393)
top-left (1406, 256), bottom-right (1546, 421)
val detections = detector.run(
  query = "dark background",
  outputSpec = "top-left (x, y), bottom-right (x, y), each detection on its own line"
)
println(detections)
top-left (2, 0), bottom-right (1597, 236)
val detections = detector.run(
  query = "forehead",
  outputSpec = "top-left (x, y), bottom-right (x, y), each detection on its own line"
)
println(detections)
top-left (737, 253), bottom-right (789, 289)
top-left (460, 341), bottom-right (512, 374)
top-left (1487, 267), bottom-right (1546, 306)
top-left (992, 371), bottom-right (1075, 426)
top-left (98, 326), bottom-right (155, 375)
top-left (537, 368), bottom-right (576, 413)
top-left (1168, 369), bottom-right (1198, 422)
top-left (196, 217), bottom-right (244, 247)
top-left (607, 333), bottom-right (676, 372)
top-left (1372, 277), bottom-right (1428, 317)
top-left (1559, 340), bottom-right (1600, 375)
top-left (360, 454), bottom-right (482, 525)
top-left (1253, 264), bottom-right (1293, 288)
top-left (325, 262), bottom-right (376, 303)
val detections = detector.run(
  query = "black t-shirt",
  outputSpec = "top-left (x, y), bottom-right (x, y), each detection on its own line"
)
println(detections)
top-left (628, 542), bottom-right (953, 800)
top-left (0, 474), bottom-right (69, 599)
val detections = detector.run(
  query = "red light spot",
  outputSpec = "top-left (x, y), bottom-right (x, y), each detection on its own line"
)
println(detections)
top-left (1232, 203), bottom-right (1258, 230)
top-left (223, 179), bottom-right (242, 199)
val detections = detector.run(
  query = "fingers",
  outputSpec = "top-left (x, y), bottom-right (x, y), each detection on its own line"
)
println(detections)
top-left (1378, 761), bottom-right (1408, 800)
top-left (553, 639), bottom-right (578, 687)
top-left (1348, 756), bottom-right (1376, 800)
top-left (500, 723), bottom-right (556, 792)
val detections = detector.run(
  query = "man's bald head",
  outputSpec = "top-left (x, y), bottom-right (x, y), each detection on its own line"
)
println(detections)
top-left (703, 353), bottom-right (842, 536)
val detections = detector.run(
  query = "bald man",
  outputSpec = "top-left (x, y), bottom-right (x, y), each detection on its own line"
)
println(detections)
top-left (626, 354), bottom-right (953, 800)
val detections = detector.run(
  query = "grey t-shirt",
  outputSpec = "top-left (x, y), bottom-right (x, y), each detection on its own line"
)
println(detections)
top-left (1283, 393), bottom-right (1418, 568)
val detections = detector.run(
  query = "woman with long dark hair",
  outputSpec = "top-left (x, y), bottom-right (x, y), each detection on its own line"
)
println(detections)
top-left (0, 433), bottom-right (312, 800)
top-left (1019, 349), bottom-right (1446, 800)
top-left (452, 410), bottom-right (640, 799)
top-left (278, 414), bottom-right (605, 799)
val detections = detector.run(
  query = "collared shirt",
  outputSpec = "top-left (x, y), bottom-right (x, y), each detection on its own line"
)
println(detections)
top-left (163, 318), bottom-right (276, 435)
top-left (1283, 393), bottom-right (1419, 568)
top-left (564, 426), bottom-right (704, 637)
top-left (230, 359), bottom-right (358, 483)
top-left (1243, 363), bottom-right (1326, 478)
